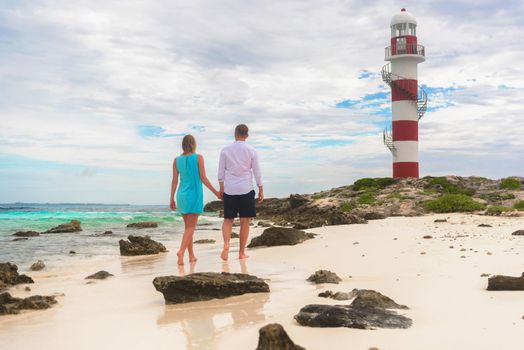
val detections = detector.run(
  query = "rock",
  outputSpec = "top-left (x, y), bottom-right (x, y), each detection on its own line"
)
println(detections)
top-left (0, 262), bottom-right (34, 287)
top-left (348, 289), bottom-right (408, 310)
top-left (423, 235), bottom-right (432, 239)
top-left (231, 232), bottom-right (240, 238)
top-left (85, 271), bottom-right (113, 280)
top-left (0, 292), bottom-right (57, 315)
top-left (12, 238), bottom-right (28, 242)
top-left (69, 250), bottom-right (76, 254)
top-left (30, 260), bottom-right (45, 271)
top-left (511, 230), bottom-right (524, 236)
top-left (257, 221), bottom-right (272, 228)
top-left (480, 273), bottom-right (490, 277)
top-left (307, 270), bottom-right (342, 284)
top-left (119, 235), bottom-right (167, 256)
top-left (203, 201), bottom-right (223, 212)
top-left (193, 239), bottom-right (216, 244)
top-left (44, 220), bottom-right (82, 233)
top-left (363, 211), bottom-right (387, 220)
top-left (478, 224), bottom-right (492, 227)
top-left (126, 221), bottom-right (158, 229)
top-left (487, 273), bottom-right (524, 291)
top-left (256, 323), bottom-right (305, 350)
top-left (152, 272), bottom-right (269, 304)
top-left (103, 230), bottom-right (113, 235)
top-left (289, 194), bottom-right (309, 209)
top-left (248, 227), bottom-right (315, 248)
top-left (24, 286), bottom-right (31, 292)
top-left (434, 219), bottom-right (447, 223)
top-left (318, 290), bottom-right (351, 301)
top-left (12, 231), bottom-right (40, 237)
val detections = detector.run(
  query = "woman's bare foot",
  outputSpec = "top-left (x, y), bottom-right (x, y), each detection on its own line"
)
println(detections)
top-left (221, 246), bottom-right (229, 261)
top-left (176, 251), bottom-right (184, 265)
top-left (238, 252), bottom-right (249, 260)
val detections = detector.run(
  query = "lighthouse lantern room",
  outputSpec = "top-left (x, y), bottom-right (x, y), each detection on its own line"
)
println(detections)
top-left (381, 8), bottom-right (427, 178)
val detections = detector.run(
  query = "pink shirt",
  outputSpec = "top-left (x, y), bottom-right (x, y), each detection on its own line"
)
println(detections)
top-left (218, 141), bottom-right (263, 195)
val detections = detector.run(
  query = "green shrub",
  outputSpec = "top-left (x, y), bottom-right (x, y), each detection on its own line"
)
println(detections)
top-left (340, 202), bottom-right (353, 212)
top-left (425, 194), bottom-right (485, 213)
top-left (353, 177), bottom-right (396, 191)
top-left (423, 176), bottom-right (475, 196)
top-left (358, 192), bottom-right (376, 205)
top-left (514, 200), bottom-right (524, 211)
top-left (500, 177), bottom-right (521, 190)
top-left (480, 192), bottom-right (516, 202)
top-left (312, 194), bottom-right (323, 200)
top-left (486, 205), bottom-right (511, 215)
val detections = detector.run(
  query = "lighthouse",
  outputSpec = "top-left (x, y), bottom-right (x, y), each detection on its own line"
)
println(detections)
top-left (381, 8), bottom-right (426, 178)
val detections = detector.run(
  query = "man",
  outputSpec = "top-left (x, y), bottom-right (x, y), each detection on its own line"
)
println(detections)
top-left (218, 124), bottom-right (263, 261)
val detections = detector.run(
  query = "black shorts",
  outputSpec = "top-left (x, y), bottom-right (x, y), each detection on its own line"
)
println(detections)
top-left (223, 190), bottom-right (256, 219)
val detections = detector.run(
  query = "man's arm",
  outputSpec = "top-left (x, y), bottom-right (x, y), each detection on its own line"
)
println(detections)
top-left (252, 150), bottom-right (264, 203)
top-left (217, 150), bottom-right (226, 199)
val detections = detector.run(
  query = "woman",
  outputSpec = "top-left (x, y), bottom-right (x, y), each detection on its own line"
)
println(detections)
top-left (170, 135), bottom-right (220, 265)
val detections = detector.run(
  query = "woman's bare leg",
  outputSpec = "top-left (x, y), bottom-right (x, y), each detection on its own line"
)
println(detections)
top-left (187, 214), bottom-right (199, 263)
top-left (177, 214), bottom-right (199, 265)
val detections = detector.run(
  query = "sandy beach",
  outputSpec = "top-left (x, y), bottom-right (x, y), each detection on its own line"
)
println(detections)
top-left (1, 213), bottom-right (523, 350)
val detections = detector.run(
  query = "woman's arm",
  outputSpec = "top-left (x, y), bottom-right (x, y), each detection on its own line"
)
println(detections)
top-left (198, 155), bottom-right (220, 198)
top-left (170, 158), bottom-right (179, 210)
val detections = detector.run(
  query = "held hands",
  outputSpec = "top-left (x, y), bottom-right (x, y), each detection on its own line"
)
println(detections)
top-left (169, 198), bottom-right (176, 211)
top-left (213, 189), bottom-right (223, 200)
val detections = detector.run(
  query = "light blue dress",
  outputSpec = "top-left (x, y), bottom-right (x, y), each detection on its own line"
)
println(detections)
top-left (175, 154), bottom-right (203, 214)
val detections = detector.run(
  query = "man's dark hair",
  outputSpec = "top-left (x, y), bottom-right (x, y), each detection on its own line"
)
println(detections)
top-left (235, 124), bottom-right (249, 137)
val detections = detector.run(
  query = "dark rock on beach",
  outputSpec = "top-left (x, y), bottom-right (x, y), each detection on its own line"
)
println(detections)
top-left (295, 289), bottom-right (411, 330)
top-left (231, 232), bottom-right (240, 238)
top-left (30, 260), bottom-right (45, 271)
top-left (12, 237), bottom-right (28, 242)
top-left (256, 323), bottom-right (305, 350)
top-left (257, 221), bottom-right (272, 228)
top-left (85, 271), bottom-right (113, 280)
top-left (478, 224), bottom-right (492, 227)
top-left (318, 290), bottom-right (351, 301)
top-left (511, 230), bottom-right (524, 236)
top-left (203, 201), bottom-right (223, 212)
top-left (69, 250), bottom-right (76, 254)
top-left (44, 220), bottom-right (82, 233)
top-left (487, 273), bottom-right (524, 291)
top-left (0, 292), bottom-right (57, 315)
top-left (126, 221), bottom-right (158, 229)
top-left (248, 227), bottom-right (315, 248)
top-left (0, 263), bottom-right (34, 287)
top-left (307, 270), bottom-right (342, 284)
top-left (119, 235), bottom-right (167, 256)
top-left (12, 231), bottom-right (40, 237)
top-left (152, 272), bottom-right (269, 304)
top-left (193, 239), bottom-right (216, 244)
top-left (434, 219), bottom-right (447, 223)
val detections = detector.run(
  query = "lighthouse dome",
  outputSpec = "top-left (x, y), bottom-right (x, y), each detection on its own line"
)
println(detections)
top-left (390, 8), bottom-right (417, 26)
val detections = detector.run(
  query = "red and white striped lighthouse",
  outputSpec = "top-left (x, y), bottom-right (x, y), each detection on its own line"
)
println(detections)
top-left (381, 8), bottom-right (427, 178)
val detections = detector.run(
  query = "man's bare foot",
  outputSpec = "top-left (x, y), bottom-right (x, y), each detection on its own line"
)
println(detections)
top-left (189, 256), bottom-right (198, 263)
top-left (239, 252), bottom-right (249, 260)
top-left (176, 251), bottom-right (184, 266)
top-left (221, 247), bottom-right (229, 261)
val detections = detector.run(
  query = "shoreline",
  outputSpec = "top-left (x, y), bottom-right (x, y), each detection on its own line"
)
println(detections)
top-left (1, 213), bottom-right (524, 349)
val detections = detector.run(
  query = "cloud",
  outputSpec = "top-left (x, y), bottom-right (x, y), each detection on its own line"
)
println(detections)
top-left (0, 0), bottom-right (523, 203)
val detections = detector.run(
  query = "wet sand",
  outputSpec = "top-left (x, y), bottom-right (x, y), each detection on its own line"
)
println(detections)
top-left (1, 214), bottom-right (523, 349)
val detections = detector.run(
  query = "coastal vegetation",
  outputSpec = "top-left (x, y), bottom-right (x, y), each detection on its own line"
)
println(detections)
top-left (500, 177), bottom-right (522, 190)
top-left (514, 200), bottom-right (524, 211)
top-left (424, 194), bottom-right (485, 213)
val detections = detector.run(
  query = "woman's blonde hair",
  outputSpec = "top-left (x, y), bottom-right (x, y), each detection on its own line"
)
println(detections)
top-left (181, 134), bottom-right (196, 154)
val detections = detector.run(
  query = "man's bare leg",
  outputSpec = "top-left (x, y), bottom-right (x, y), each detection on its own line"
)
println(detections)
top-left (238, 217), bottom-right (250, 259)
top-left (221, 218), bottom-right (234, 261)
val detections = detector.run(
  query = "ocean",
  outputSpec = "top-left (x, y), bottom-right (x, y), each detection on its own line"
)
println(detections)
top-left (0, 204), bottom-right (219, 269)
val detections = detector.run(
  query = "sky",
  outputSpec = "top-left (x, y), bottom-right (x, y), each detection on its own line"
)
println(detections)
top-left (1, 0), bottom-right (523, 204)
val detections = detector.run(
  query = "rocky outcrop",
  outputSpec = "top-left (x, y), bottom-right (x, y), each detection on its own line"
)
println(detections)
top-left (248, 227), bottom-right (315, 248)
top-left (43, 220), bottom-right (82, 233)
top-left (231, 232), bottom-right (240, 238)
top-left (30, 261), bottom-right (45, 271)
top-left (126, 221), bottom-right (158, 229)
top-left (12, 231), bottom-right (40, 237)
top-left (0, 292), bottom-right (57, 315)
top-left (12, 238), bottom-right (28, 242)
top-left (0, 263), bottom-right (34, 287)
top-left (512, 230), bottom-right (524, 236)
top-left (295, 289), bottom-right (411, 330)
top-left (85, 271), bottom-right (113, 280)
top-left (194, 239), bottom-right (216, 244)
top-left (318, 290), bottom-right (351, 300)
top-left (203, 201), bottom-right (223, 212)
top-left (256, 323), bottom-right (305, 350)
top-left (307, 270), bottom-right (342, 284)
top-left (119, 235), bottom-right (167, 256)
top-left (152, 272), bottom-right (270, 304)
top-left (487, 273), bottom-right (524, 290)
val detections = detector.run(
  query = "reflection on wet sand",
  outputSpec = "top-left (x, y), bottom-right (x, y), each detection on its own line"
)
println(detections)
top-left (157, 292), bottom-right (269, 350)
top-left (178, 263), bottom-right (196, 276)
top-left (119, 253), bottom-right (168, 274)
top-left (221, 259), bottom-right (248, 274)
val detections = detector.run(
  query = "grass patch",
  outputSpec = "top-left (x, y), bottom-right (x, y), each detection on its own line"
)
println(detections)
top-left (514, 200), bottom-right (524, 211)
top-left (357, 192), bottom-right (376, 205)
top-left (486, 205), bottom-right (512, 215)
top-left (340, 202), bottom-right (353, 212)
top-left (424, 194), bottom-right (485, 213)
top-left (423, 176), bottom-right (475, 196)
top-left (387, 192), bottom-right (402, 200)
top-left (500, 177), bottom-right (521, 190)
top-left (312, 194), bottom-right (323, 200)
top-left (353, 177), bottom-right (396, 191)
top-left (480, 192), bottom-right (516, 202)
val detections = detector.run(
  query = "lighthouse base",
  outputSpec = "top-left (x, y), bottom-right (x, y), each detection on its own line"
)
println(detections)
top-left (393, 162), bottom-right (419, 178)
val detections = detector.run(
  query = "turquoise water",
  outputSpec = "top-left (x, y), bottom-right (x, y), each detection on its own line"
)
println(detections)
top-left (0, 204), bottom-right (218, 269)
